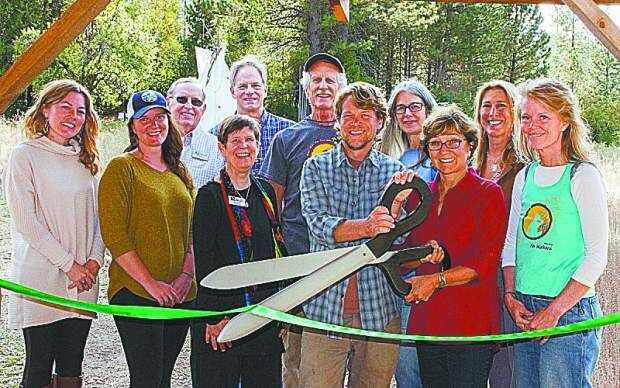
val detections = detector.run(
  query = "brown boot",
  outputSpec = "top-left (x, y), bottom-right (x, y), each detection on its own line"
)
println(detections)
top-left (54, 375), bottom-right (82, 388)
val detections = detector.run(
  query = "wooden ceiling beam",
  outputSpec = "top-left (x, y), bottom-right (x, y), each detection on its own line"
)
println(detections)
top-left (432, 0), bottom-right (619, 4)
top-left (0, 0), bottom-right (110, 114)
top-left (562, 0), bottom-right (620, 60)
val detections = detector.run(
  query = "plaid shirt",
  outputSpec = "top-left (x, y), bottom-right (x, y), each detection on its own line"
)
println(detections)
top-left (210, 110), bottom-right (294, 174)
top-left (300, 142), bottom-right (405, 331)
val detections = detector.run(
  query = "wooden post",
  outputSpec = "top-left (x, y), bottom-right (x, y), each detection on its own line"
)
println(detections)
top-left (330, 0), bottom-right (350, 23)
top-left (562, 0), bottom-right (620, 60)
top-left (0, 0), bottom-right (111, 114)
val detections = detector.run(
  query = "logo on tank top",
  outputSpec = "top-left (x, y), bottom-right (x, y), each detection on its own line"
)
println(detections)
top-left (522, 203), bottom-right (552, 240)
top-left (307, 138), bottom-right (337, 157)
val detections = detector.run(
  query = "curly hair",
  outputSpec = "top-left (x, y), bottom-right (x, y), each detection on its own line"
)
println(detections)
top-left (125, 112), bottom-right (194, 191)
top-left (23, 79), bottom-right (100, 175)
top-left (516, 78), bottom-right (592, 162)
top-left (422, 104), bottom-right (479, 163)
top-left (334, 82), bottom-right (387, 129)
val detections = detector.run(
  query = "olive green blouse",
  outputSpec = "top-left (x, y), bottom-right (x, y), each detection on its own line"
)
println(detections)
top-left (99, 153), bottom-right (197, 301)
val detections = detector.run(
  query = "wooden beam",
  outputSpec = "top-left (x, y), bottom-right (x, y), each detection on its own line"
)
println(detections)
top-left (433, 0), bottom-right (619, 4)
top-left (330, 0), bottom-right (350, 23)
top-left (562, 0), bottom-right (620, 60)
top-left (0, 0), bottom-right (110, 114)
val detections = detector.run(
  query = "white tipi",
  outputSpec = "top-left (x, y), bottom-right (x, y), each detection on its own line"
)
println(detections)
top-left (195, 45), bottom-right (236, 133)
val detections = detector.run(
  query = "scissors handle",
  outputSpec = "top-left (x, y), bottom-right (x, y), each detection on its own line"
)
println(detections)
top-left (366, 176), bottom-right (432, 258)
top-left (376, 245), bottom-right (452, 296)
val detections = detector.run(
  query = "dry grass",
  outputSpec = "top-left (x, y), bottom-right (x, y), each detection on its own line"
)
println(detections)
top-left (0, 119), bottom-right (618, 386)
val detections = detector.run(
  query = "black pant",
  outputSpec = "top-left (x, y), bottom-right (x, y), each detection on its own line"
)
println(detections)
top-left (191, 346), bottom-right (282, 388)
top-left (21, 318), bottom-right (92, 387)
top-left (111, 288), bottom-right (192, 388)
top-left (417, 342), bottom-right (496, 388)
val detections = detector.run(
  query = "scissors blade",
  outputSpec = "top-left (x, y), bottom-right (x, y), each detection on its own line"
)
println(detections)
top-left (201, 246), bottom-right (358, 289)
top-left (218, 244), bottom-right (393, 342)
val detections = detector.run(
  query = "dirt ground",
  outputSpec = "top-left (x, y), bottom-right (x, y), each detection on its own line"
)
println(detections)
top-left (0, 174), bottom-right (619, 387)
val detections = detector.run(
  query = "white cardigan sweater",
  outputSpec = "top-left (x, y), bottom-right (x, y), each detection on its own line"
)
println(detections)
top-left (3, 136), bottom-right (105, 329)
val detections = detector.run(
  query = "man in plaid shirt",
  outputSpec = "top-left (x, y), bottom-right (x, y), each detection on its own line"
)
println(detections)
top-left (299, 82), bottom-right (404, 387)
top-left (210, 56), bottom-right (294, 173)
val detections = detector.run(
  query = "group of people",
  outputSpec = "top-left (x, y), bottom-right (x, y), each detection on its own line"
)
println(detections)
top-left (3, 51), bottom-right (608, 388)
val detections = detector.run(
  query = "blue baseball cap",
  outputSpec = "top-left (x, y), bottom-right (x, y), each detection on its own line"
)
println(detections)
top-left (126, 90), bottom-right (169, 121)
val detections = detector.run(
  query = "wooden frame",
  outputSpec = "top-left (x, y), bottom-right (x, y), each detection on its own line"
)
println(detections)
top-left (0, 0), bottom-right (618, 114)
top-left (0, 0), bottom-right (110, 113)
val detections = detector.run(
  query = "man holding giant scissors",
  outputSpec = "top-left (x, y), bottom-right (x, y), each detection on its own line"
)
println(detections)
top-left (298, 82), bottom-right (443, 387)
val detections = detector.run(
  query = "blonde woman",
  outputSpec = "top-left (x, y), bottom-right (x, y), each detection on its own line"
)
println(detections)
top-left (503, 79), bottom-right (608, 387)
top-left (4, 79), bottom-right (104, 388)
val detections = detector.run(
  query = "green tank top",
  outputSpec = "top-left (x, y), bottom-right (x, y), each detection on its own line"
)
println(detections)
top-left (515, 161), bottom-right (590, 297)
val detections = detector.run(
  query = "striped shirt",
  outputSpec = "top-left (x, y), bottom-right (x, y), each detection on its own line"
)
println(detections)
top-left (300, 142), bottom-right (405, 331)
top-left (181, 129), bottom-right (224, 190)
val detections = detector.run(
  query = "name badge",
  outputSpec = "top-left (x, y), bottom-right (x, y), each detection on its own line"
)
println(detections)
top-left (228, 196), bottom-right (248, 207)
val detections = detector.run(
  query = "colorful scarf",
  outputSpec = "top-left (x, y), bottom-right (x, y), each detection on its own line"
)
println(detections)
top-left (219, 170), bottom-right (288, 305)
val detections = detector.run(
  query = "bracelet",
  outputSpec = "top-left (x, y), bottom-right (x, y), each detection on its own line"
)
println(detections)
top-left (504, 291), bottom-right (517, 298)
top-left (180, 271), bottom-right (194, 279)
top-left (437, 270), bottom-right (447, 289)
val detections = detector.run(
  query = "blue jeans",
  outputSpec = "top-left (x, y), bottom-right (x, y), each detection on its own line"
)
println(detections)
top-left (394, 299), bottom-right (423, 388)
top-left (514, 292), bottom-right (603, 388)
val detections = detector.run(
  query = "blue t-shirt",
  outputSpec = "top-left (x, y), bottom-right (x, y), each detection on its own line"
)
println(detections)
top-left (400, 148), bottom-right (437, 183)
top-left (399, 148), bottom-right (437, 280)
top-left (259, 119), bottom-right (338, 255)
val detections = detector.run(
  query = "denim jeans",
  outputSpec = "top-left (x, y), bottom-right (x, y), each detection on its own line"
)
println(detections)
top-left (394, 299), bottom-right (423, 388)
top-left (514, 292), bottom-right (603, 388)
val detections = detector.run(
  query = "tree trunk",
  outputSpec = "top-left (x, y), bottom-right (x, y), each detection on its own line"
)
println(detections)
top-left (307, 2), bottom-right (321, 54)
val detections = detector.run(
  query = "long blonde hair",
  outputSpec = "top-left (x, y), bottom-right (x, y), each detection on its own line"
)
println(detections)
top-left (24, 79), bottom-right (100, 175)
top-left (472, 80), bottom-right (522, 170)
top-left (516, 78), bottom-right (592, 162)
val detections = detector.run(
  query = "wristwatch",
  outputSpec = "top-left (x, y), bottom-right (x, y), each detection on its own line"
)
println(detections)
top-left (438, 270), bottom-right (447, 289)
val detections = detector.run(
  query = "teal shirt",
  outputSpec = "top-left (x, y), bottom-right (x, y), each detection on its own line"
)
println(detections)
top-left (515, 162), bottom-right (589, 297)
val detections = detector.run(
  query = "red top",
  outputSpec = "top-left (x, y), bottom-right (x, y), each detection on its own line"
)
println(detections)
top-left (402, 168), bottom-right (507, 336)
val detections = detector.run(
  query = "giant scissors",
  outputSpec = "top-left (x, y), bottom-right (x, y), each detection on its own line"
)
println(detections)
top-left (201, 176), bottom-right (451, 342)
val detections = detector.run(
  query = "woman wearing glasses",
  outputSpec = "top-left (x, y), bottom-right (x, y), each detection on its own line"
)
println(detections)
top-left (378, 79), bottom-right (438, 388)
top-left (502, 79), bottom-right (607, 387)
top-left (379, 79), bottom-right (437, 180)
top-left (399, 105), bottom-right (507, 387)
top-left (98, 90), bottom-right (196, 387)
top-left (472, 80), bottom-right (525, 388)
top-left (191, 115), bottom-right (286, 387)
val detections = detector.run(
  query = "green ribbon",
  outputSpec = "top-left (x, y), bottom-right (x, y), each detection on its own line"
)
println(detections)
top-left (2, 278), bottom-right (618, 342)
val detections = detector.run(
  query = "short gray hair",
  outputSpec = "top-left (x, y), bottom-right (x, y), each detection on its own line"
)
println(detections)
top-left (229, 56), bottom-right (268, 89)
top-left (167, 77), bottom-right (206, 100)
top-left (300, 71), bottom-right (347, 90)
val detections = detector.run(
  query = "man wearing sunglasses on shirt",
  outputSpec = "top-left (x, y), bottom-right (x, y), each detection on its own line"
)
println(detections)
top-left (209, 56), bottom-right (295, 173)
top-left (167, 77), bottom-right (224, 189)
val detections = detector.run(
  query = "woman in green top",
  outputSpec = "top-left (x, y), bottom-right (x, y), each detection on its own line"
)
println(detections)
top-left (502, 79), bottom-right (608, 387)
top-left (99, 90), bottom-right (196, 388)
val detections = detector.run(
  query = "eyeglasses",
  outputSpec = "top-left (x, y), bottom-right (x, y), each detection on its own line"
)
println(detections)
top-left (175, 96), bottom-right (204, 107)
top-left (395, 102), bottom-right (424, 115)
top-left (427, 138), bottom-right (464, 151)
